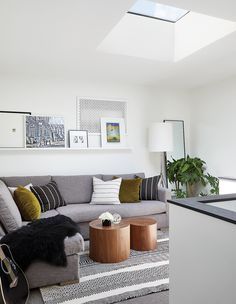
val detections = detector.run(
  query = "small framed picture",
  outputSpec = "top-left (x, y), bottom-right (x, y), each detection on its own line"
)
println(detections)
top-left (101, 118), bottom-right (126, 147)
top-left (68, 130), bottom-right (88, 148)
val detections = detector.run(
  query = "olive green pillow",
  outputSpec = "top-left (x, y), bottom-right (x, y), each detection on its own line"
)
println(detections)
top-left (114, 177), bottom-right (142, 203)
top-left (14, 186), bottom-right (41, 221)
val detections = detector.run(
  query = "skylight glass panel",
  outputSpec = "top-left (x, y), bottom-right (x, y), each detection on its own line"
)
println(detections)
top-left (128, 0), bottom-right (189, 23)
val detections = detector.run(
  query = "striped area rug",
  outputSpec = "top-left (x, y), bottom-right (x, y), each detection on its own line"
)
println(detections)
top-left (40, 229), bottom-right (169, 304)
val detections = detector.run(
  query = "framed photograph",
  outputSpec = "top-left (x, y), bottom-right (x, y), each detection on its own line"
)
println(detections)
top-left (101, 117), bottom-right (126, 147)
top-left (26, 116), bottom-right (65, 148)
top-left (69, 130), bottom-right (88, 148)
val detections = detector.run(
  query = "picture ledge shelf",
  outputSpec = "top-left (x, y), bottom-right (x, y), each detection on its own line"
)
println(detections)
top-left (0, 147), bottom-right (132, 151)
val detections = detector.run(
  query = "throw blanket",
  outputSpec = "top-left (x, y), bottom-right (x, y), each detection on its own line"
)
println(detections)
top-left (0, 215), bottom-right (79, 270)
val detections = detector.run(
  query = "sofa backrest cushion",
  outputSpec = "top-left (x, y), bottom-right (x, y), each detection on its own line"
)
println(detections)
top-left (0, 180), bottom-right (22, 232)
top-left (102, 173), bottom-right (145, 181)
top-left (1, 176), bottom-right (52, 187)
top-left (52, 175), bottom-right (102, 204)
top-left (0, 223), bottom-right (6, 237)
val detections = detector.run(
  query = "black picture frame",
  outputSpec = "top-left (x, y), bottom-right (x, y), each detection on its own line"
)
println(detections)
top-left (0, 111), bottom-right (31, 115)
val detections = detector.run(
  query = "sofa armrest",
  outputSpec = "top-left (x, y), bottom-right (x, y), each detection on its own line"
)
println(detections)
top-left (158, 187), bottom-right (171, 227)
top-left (158, 187), bottom-right (171, 203)
top-left (0, 233), bottom-right (84, 256)
top-left (64, 233), bottom-right (84, 256)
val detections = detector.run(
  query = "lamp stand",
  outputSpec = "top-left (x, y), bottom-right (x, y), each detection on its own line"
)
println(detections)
top-left (159, 152), bottom-right (167, 188)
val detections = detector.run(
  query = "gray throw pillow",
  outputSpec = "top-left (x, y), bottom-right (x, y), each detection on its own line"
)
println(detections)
top-left (0, 180), bottom-right (22, 232)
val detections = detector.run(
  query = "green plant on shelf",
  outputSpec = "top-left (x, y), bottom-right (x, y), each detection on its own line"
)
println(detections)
top-left (166, 155), bottom-right (219, 199)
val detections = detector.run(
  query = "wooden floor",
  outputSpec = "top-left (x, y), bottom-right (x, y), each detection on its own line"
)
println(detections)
top-left (28, 289), bottom-right (169, 304)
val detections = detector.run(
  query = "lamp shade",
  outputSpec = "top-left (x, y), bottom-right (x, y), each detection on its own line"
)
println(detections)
top-left (148, 122), bottom-right (173, 152)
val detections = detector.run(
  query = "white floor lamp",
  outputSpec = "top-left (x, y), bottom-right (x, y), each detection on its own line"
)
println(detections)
top-left (149, 122), bottom-right (173, 188)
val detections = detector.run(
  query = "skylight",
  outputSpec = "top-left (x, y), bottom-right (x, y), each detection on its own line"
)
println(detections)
top-left (128, 0), bottom-right (189, 23)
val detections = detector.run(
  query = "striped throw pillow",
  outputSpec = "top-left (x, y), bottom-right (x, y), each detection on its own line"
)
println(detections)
top-left (140, 175), bottom-right (160, 200)
top-left (31, 181), bottom-right (66, 212)
top-left (90, 177), bottom-right (122, 205)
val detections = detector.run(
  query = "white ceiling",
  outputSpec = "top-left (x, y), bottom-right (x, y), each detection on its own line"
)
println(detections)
top-left (1, 0), bottom-right (236, 89)
top-left (98, 13), bottom-right (175, 62)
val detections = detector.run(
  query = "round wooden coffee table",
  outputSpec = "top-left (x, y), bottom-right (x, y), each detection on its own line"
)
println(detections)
top-left (89, 220), bottom-right (130, 263)
top-left (127, 217), bottom-right (157, 251)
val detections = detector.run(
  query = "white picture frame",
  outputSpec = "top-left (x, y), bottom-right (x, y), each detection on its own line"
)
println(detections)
top-left (0, 113), bottom-right (25, 148)
top-left (76, 97), bottom-right (127, 134)
top-left (100, 117), bottom-right (126, 147)
top-left (69, 130), bottom-right (88, 148)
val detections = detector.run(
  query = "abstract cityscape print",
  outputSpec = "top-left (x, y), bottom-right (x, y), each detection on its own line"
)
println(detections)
top-left (26, 116), bottom-right (65, 148)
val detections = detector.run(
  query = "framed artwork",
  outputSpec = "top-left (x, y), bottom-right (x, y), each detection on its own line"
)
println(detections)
top-left (69, 130), bottom-right (88, 148)
top-left (76, 97), bottom-right (127, 133)
top-left (25, 116), bottom-right (65, 148)
top-left (101, 117), bottom-right (126, 147)
top-left (0, 113), bottom-right (25, 148)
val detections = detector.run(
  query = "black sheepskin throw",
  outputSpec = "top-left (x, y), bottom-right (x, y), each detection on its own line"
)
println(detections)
top-left (0, 215), bottom-right (79, 270)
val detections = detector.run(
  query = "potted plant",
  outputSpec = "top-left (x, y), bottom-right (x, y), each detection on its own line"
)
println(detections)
top-left (99, 212), bottom-right (114, 226)
top-left (166, 155), bottom-right (219, 198)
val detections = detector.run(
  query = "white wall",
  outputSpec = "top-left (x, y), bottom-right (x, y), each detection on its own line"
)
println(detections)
top-left (189, 75), bottom-right (236, 177)
top-left (0, 76), bottom-right (190, 177)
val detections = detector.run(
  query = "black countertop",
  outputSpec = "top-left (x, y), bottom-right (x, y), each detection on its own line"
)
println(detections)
top-left (168, 193), bottom-right (236, 225)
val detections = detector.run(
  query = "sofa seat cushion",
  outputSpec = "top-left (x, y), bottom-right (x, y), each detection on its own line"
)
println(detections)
top-left (40, 209), bottom-right (59, 219)
top-left (52, 175), bottom-right (102, 204)
top-left (56, 200), bottom-right (166, 223)
top-left (21, 210), bottom-right (61, 226)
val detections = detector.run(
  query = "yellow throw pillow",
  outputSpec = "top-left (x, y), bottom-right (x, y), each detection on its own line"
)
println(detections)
top-left (14, 186), bottom-right (41, 221)
top-left (114, 177), bottom-right (142, 203)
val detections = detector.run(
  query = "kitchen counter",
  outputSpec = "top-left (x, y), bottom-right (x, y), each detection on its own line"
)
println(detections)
top-left (168, 194), bottom-right (236, 304)
top-left (168, 193), bottom-right (236, 225)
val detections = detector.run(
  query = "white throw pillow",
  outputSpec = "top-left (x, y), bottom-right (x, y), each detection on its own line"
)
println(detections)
top-left (90, 177), bottom-right (122, 205)
top-left (8, 183), bottom-right (33, 196)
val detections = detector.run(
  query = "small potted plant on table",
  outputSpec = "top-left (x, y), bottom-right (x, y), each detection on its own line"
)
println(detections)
top-left (99, 212), bottom-right (114, 226)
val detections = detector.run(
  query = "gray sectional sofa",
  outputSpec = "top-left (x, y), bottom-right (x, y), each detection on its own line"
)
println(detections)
top-left (0, 172), bottom-right (171, 288)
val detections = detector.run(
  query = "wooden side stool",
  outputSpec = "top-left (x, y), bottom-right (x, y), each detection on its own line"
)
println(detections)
top-left (127, 217), bottom-right (157, 251)
top-left (89, 220), bottom-right (130, 263)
